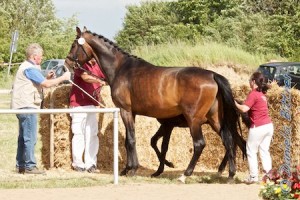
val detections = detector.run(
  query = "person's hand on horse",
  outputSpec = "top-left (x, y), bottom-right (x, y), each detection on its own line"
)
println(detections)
top-left (99, 80), bottom-right (107, 86)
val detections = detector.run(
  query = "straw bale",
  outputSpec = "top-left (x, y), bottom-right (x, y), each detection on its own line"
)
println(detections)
top-left (40, 85), bottom-right (73, 169)
top-left (39, 79), bottom-right (300, 174)
top-left (266, 85), bottom-right (300, 169)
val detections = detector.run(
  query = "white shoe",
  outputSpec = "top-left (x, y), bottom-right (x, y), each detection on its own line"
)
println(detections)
top-left (243, 175), bottom-right (258, 184)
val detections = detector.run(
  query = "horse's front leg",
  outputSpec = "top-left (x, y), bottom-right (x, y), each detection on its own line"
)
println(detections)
top-left (119, 109), bottom-right (139, 176)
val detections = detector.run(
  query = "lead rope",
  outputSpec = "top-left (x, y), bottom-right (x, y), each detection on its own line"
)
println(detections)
top-left (63, 64), bottom-right (106, 108)
top-left (68, 79), bottom-right (106, 108)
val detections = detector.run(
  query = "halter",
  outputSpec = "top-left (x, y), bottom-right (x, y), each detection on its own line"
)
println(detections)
top-left (66, 37), bottom-right (105, 81)
top-left (66, 37), bottom-right (91, 68)
top-left (64, 36), bottom-right (107, 107)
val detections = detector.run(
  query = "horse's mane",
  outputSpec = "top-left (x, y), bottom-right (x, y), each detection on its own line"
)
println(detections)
top-left (86, 30), bottom-right (143, 61)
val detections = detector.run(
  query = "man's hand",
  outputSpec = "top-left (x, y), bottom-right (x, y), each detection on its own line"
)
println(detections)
top-left (61, 71), bottom-right (71, 81)
top-left (46, 70), bottom-right (56, 79)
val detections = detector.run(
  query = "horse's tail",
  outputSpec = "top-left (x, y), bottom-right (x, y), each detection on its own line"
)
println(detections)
top-left (213, 72), bottom-right (247, 159)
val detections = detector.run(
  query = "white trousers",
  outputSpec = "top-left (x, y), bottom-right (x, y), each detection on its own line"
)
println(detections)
top-left (247, 123), bottom-right (274, 178)
top-left (70, 105), bottom-right (99, 169)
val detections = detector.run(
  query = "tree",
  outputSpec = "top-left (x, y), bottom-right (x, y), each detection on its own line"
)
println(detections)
top-left (242, 0), bottom-right (300, 15)
top-left (0, 7), bottom-right (10, 62)
top-left (115, 0), bottom-right (300, 59)
top-left (115, 1), bottom-right (201, 51)
top-left (0, 0), bottom-right (78, 64)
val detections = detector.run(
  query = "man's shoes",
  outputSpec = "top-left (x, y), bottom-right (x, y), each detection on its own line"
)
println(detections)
top-left (87, 165), bottom-right (98, 173)
top-left (16, 167), bottom-right (25, 174)
top-left (73, 166), bottom-right (85, 172)
top-left (243, 175), bottom-right (259, 184)
top-left (25, 167), bottom-right (45, 174)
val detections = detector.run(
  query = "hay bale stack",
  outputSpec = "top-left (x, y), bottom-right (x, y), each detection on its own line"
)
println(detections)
top-left (265, 85), bottom-right (300, 169)
top-left (39, 83), bottom-right (300, 174)
top-left (40, 85), bottom-right (72, 169)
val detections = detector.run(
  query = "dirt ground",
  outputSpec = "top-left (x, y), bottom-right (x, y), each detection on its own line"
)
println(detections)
top-left (0, 182), bottom-right (260, 200)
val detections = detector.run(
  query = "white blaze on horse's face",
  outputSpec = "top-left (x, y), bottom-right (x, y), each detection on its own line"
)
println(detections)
top-left (78, 37), bottom-right (86, 45)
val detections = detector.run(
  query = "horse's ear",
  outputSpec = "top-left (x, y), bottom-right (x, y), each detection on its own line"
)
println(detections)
top-left (83, 26), bottom-right (87, 32)
top-left (76, 27), bottom-right (81, 37)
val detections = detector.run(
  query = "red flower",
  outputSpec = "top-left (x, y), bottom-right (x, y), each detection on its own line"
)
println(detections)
top-left (293, 182), bottom-right (300, 190)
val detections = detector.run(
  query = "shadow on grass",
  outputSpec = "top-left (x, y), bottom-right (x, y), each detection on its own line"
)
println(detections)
top-left (100, 165), bottom-right (244, 185)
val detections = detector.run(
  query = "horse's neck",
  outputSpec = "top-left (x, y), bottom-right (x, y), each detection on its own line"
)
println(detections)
top-left (95, 48), bottom-right (125, 84)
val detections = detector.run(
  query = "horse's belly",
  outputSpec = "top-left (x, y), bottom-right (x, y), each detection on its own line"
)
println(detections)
top-left (134, 107), bottom-right (181, 119)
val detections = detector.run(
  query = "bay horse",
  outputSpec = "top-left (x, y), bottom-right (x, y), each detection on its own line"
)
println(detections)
top-left (65, 27), bottom-right (246, 182)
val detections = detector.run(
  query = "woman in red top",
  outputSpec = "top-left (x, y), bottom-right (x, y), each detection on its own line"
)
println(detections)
top-left (235, 71), bottom-right (274, 184)
top-left (69, 58), bottom-right (106, 173)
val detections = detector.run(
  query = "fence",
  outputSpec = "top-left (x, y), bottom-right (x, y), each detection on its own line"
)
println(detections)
top-left (0, 62), bottom-right (21, 69)
top-left (0, 107), bottom-right (121, 185)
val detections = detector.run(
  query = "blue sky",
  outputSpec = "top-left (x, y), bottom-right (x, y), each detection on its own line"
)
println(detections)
top-left (52, 0), bottom-right (141, 40)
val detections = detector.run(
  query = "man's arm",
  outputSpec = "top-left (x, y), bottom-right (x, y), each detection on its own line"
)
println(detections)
top-left (24, 67), bottom-right (71, 88)
top-left (40, 72), bottom-right (71, 88)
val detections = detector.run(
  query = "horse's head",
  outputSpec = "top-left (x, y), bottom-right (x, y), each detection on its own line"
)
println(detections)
top-left (64, 27), bottom-right (94, 72)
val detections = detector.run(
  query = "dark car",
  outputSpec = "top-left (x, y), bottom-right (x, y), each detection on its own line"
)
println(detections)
top-left (257, 62), bottom-right (300, 89)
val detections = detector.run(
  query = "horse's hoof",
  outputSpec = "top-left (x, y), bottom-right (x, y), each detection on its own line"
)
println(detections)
top-left (151, 171), bottom-right (162, 177)
top-left (120, 168), bottom-right (128, 176)
top-left (127, 169), bottom-right (137, 177)
top-left (177, 174), bottom-right (186, 184)
top-left (227, 177), bottom-right (235, 184)
top-left (216, 171), bottom-right (223, 177)
top-left (166, 161), bottom-right (175, 168)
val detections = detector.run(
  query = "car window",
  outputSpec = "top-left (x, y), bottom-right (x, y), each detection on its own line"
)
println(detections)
top-left (289, 65), bottom-right (300, 76)
top-left (280, 66), bottom-right (289, 74)
top-left (48, 61), bottom-right (59, 70)
top-left (55, 66), bottom-right (64, 76)
top-left (259, 66), bottom-right (276, 78)
top-left (41, 61), bottom-right (50, 70)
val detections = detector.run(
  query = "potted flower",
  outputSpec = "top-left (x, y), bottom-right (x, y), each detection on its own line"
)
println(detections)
top-left (259, 165), bottom-right (300, 200)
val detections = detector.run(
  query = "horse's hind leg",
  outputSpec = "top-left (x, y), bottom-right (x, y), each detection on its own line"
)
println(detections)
top-left (217, 117), bottom-right (247, 176)
top-left (151, 122), bottom-right (174, 177)
top-left (184, 124), bottom-right (205, 177)
top-left (217, 143), bottom-right (237, 178)
top-left (217, 151), bottom-right (228, 176)
top-left (207, 103), bottom-right (238, 182)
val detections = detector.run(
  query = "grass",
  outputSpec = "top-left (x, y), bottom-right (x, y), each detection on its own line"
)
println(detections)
top-left (132, 41), bottom-right (284, 71)
top-left (0, 168), bottom-right (246, 189)
top-left (0, 73), bottom-right (14, 89)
